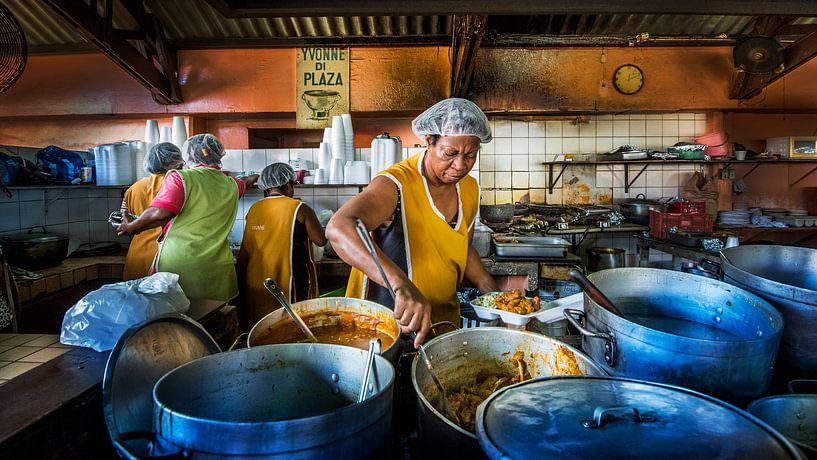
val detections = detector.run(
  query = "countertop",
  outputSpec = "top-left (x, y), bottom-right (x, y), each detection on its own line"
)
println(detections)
top-left (15, 255), bottom-right (126, 303)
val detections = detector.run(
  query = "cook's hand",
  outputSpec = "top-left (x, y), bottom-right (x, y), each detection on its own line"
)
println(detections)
top-left (393, 282), bottom-right (432, 348)
top-left (116, 213), bottom-right (132, 236)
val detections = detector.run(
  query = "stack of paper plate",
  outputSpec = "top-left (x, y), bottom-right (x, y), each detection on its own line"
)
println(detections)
top-left (787, 209), bottom-right (808, 216)
top-left (717, 211), bottom-right (751, 226)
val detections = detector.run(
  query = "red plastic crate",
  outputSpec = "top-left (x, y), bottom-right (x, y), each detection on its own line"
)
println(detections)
top-left (649, 210), bottom-right (714, 240)
top-left (667, 201), bottom-right (706, 214)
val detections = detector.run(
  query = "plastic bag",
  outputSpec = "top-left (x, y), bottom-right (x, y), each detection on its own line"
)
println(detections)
top-left (60, 272), bottom-right (190, 351)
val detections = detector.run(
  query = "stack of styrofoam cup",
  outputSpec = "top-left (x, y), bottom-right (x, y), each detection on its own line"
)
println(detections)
top-left (329, 158), bottom-right (345, 184)
top-left (314, 168), bottom-right (328, 184)
top-left (323, 127), bottom-right (332, 144)
top-left (125, 140), bottom-right (148, 180)
top-left (172, 116), bottom-right (187, 151)
top-left (95, 142), bottom-right (136, 185)
top-left (159, 126), bottom-right (172, 143)
top-left (331, 116), bottom-right (347, 162)
top-left (318, 142), bottom-right (333, 171)
top-left (144, 120), bottom-right (159, 177)
top-left (341, 114), bottom-right (354, 160)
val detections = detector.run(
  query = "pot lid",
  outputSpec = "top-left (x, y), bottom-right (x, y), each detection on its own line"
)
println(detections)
top-left (476, 376), bottom-right (803, 460)
top-left (621, 193), bottom-right (660, 205)
top-left (102, 314), bottom-right (220, 456)
top-left (1, 228), bottom-right (68, 244)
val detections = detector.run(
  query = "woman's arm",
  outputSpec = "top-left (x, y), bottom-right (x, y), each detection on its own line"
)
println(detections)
top-left (298, 205), bottom-right (327, 246)
top-left (325, 176), bottom-right (432, 348)
top-left (464, 227), bottom-right (499, 293)
top-left (116, 207), bottom-right (175, 236)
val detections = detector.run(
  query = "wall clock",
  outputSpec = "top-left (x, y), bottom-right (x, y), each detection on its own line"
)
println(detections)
top-left (613, 64), bottom-right (644, 95)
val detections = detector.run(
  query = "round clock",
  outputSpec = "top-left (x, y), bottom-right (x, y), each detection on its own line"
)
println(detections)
top-left (613, 64), bottom-right (644, 95)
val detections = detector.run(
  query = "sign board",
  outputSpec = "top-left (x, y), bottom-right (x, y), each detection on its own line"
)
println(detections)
top-left (296, 48), bottom-right (350, 129)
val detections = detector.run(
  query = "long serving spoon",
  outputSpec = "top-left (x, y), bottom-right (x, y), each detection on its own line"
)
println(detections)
top-left (353, 219), bottom-right (459, 423)
top-left (568, 269), bottom-right (625, 317)
top-left (263, 278), bottom-right (317, 342)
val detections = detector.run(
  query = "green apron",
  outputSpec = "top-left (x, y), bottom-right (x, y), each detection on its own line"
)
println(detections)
top-left (155, 167), bottom-right (239, 301)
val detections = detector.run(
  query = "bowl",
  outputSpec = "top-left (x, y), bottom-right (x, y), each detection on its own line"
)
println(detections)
top-left (480, 204), bottom-right (515, 223)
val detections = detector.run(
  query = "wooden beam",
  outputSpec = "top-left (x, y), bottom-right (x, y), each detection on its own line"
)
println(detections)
top-left (41, 0), bottom-right (182, 104)
top-left (729, 16), bottom-right (797, 100)
top-left (732, 29), bottom-right (817, 99)
top-left (203, 0), bottom-right (817, 17)
top-left (450, 15), bottom-right (487, 98)
top-left (174, 35), bottom-right (450, 49)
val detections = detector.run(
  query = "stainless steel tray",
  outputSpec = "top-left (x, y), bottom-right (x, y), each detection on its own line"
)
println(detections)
top-left (493, 236), bottom-right (570, 258)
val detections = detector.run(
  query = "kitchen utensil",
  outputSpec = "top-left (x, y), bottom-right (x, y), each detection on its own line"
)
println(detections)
top-left (568, 269), bottom-right (624, 317)
top-left (586, 246), bottom-right (625, 272)
top-left (358, 338), bottom-right (381, 403)
top-left (618, 194), bottom-right (665, 225)
top-left (476, 376), bottom-right (804, 460)
top-left (247, 297), bottom-right (401, 363)
top-left (721, 245), bottom-right (817, 382)
top-left (568, 267), bottom-right (782, 403)
top-left (263, 278), bottom-right (317, 342)
top-left (412, 328), bottom-right (604, 458)
top-left (479, 204), bottom-right (514, 223)
top-left (492, 236), bottom-right (569, 259)
top-left (171, 116), bottom-right (187, 151)
top-left (0, 226), bottom-right (70, 269)
top-left (353, 218), bottom-right (457, 423)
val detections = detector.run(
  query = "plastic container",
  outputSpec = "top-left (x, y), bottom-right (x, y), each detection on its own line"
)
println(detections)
top-left (694, 132), bottom-right (728, 157)
top-left (667, 201), bottom-right (706, 214)
top-left (649, 209), bottom-right (715, 240)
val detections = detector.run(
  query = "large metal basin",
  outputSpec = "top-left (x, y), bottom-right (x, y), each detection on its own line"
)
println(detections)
top-left (248, 297), bottom-right (400, 363)
top-left (722, 245), bottom-right (817, 381)
top-left (411, 327), bottom-right (605, 459)
top-left (748, 394), bottom-right (817, 457)
top-left (573, 268), bottom-right (783, 403)
top-left (153, 343), bottom-right (394, 459)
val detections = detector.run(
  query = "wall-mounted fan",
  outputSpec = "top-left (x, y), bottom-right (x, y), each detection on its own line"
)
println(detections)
top-left (733, 36), bottom-right (784, 74)
top-left (0, 1), bottom-right (27, 94)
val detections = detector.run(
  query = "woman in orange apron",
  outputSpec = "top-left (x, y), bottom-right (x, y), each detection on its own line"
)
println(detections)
top-left (121, 142), bottom-right (183, 280)
top-left (237, 163), bottom-right (327, 328)
top-left (326, 98), bottom-right (499, 348)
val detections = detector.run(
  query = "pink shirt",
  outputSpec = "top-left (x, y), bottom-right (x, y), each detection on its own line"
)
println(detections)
top-left (151, 165), bottom-right (247, 215)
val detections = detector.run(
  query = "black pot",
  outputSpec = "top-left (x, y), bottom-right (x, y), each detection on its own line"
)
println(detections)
top-left (618, 194), bottom-right (664, 225)
top-left (0, 226), bottom-right (69, 269)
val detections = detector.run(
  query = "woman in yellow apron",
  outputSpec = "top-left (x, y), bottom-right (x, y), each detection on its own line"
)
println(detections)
top-left (237, 163), bottom-right (327, 328)
top-left (326, 98), bottom-right (498, 347)
top-left (121, 142), bottom-right (184, 280)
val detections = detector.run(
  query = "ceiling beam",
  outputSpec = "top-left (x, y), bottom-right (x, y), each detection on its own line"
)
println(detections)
top-left (731, 29), bottom-right (817, 99)
top-left (450, 15), bottom-right (487, 98)
top-left (203, 0), bottom-right (817, 17)
top-left (484, 34), bottom-right (737, 47)
top-left (41, 0), bottom-right (182, 104)
top-left (175, 35), bottom-right (450, 49)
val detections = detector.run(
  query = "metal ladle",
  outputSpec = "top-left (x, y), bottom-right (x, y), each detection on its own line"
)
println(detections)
top-left (263, 278), bottom-right (317, 342)
top-left (353, 219), bottom-right (459, 423)
top-left (568, 269), bottom-right (625, 317)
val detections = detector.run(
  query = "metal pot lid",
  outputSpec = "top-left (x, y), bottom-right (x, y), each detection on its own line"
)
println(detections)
top-left (0, 229), bottom-right (68, 244)
top-left (102, 314), bottom-right (220, 456)
top-left (476, 376), bottom-right (804, 460)
top-left (621, 193), bottom-right (660, 205)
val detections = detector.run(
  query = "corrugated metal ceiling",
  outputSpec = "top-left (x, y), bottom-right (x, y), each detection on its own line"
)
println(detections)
top-left (3, 0), bottom-right (817, 49)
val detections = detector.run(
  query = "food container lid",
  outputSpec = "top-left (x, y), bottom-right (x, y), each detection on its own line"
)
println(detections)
top-left (102, 314), bottom-right (220, 456)
top-left (476, 376), bottom-right (804, 460)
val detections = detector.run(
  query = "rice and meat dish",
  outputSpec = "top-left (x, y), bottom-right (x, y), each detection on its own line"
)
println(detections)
top-left (493, 290), bottom-right (541, 315)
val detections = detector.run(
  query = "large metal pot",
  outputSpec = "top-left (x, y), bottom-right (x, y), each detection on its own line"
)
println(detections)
top-left (152, 344), bottom-right (394, 459)
top-left (566, 267), bottom-right (783, 403)
top-left (618, 193), bottom-right (664, 225)
top-left (411, 327), bottom-right (605, 458)
top-left (0, 226), bottom-right (69, 269)
top-left (722, 245), bottom-right (817, 381)
top-left (748, 393), bottom-right (817, 457)
top-left (587, 246), bottom-right (625, 272)
top-left (479, 204), bottom-right (514, 223)
top-left (247, 297), bottom-right (401, 363)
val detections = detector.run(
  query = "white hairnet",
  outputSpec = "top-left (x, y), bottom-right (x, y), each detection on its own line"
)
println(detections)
top-left (258, 162), bottom-right (296, 190)
top-left (411, 98), bottom-right (492, 143)
top-left (144, 142), bottom-right (183, 174)
top-left (183, 133), bottom-right (225, 166)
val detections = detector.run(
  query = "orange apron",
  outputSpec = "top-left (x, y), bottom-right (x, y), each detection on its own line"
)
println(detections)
top-left (346, 152), bottom-right (479, 325)
top-left (122, 173), bottom-right (165, 280)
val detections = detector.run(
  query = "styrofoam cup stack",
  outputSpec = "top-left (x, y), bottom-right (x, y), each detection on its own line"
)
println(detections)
top-left (331, 116), bottom-right (346, 161)
top-left (125, 140), bottom-right (148, 180)
top-left (318, 142), bottom-right (333, 170)
top-left (160, 126), bottom-right (172, 143)
top-left (314, 168), bottom-right (328, 184)
top-left (95, 142), bottom-right (135, 186)
top-left (344, 160), bottom-right (369, 184)
top-left (341, 114), bottom-right (354, 161)
top-left (323, 128), bottom-right (332, 144)
top-left (329, 158), bottom-right (345, 184)
top-left (145, 120), bottom-right (160, 145)
top-left (172, 116), bottom-right (187, 151)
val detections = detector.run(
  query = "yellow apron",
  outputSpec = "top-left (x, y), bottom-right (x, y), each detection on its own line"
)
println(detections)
top-left (122, 173), bottom-right (165, 280)
top-left (239, 195), bottom-right (315, 327)
top-left (346, 152), bottom-right (479, 325)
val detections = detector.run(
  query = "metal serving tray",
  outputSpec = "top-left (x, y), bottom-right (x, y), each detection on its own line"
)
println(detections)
top-left (493, 236), bottom-right (570, 258)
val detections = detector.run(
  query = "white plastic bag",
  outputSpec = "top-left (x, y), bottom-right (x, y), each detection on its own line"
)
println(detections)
top-left (60, 272), bottom-right (190, 352)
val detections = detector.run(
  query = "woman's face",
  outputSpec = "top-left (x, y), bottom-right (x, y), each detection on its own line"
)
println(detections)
top-left (424, 135), bottom-right (481, 185)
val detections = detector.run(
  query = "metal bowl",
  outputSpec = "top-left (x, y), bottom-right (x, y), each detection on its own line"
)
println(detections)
top-left (480, 204), bottom-right (515, 223)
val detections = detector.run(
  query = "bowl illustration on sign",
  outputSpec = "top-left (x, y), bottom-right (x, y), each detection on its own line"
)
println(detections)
top-left (301, 90), bottom-right (341, 120)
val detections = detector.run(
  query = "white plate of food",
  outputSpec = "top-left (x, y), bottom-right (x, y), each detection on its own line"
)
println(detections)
top-left (470, 291), bottom-right (584, 326)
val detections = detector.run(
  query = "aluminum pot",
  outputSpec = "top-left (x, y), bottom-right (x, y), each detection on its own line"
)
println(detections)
top-left (722, 245), bottom-right (817, 381)
top-left (586, 246), bottom-right (625, 272)
top-left (151, 344), bottom-right (394, 459)
top-left (0, 226), bottom-right (69, 269)
top-left (411, 327), bottom-right (605, 459)
top-left (618, 193), bottom-right (664, 225)
top-left (247, 297), bottom-right (400, 363)
top-left (566, 267), bottom-right (783, 403)
top-left (748, 393), bottom-right (817, 457)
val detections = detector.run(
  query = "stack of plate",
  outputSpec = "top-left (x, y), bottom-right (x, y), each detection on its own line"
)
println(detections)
top-left (717, 211), bottom-right (751, 226)
top-left (732, 203), bottom-right (749, 212)
top-left (787, 209), bottom-right (808, 216)
top-left (763, 208), bottom-right (788, 220)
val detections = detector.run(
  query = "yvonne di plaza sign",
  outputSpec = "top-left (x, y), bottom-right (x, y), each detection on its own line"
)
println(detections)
top-left (296, 48), bottom-right (350, 129)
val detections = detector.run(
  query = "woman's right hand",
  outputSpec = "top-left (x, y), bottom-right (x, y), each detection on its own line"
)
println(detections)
top-left (393, 282), bottom-right (432, 348)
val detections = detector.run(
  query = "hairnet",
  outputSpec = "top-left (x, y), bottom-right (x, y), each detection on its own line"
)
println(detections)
top-left (144, 142), bottom-right (184, 174)
top-left (258, 162), bottom-right (296, 190)
top-left (183, 133), bottom-right (225, 166)
top-left (411, 98), bottom-right (492, 143)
